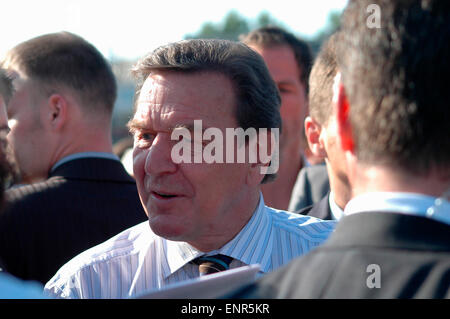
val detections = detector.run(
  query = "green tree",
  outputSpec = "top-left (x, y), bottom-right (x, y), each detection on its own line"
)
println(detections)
top-left (184, 9), bottom-right (342, 55)
top-left (256, 11), bottom-right (278, 28)
top-left (185, 10), bottom-right (280, 41)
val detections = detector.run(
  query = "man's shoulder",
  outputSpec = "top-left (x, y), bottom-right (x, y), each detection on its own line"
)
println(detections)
top-left (45, 221), bottom-right (151, 283)
top-left (5, 178), bottom-right (66, 204)
top-left (265, 206), bottom-right (336, 237)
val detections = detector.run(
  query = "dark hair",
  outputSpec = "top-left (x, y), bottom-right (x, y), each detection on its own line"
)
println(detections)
top-left (309, 33), bottom-right (339, 125)
top-left (0, 69), bottom-right (13, 104)
top-left (132, 39), bottom-right (281, 183)
top-left (240, 26), bottom-right (313, 95)
top-left (337, 0), bottom-right (450, 175)
top-left (2, 32), bottom-right (117, 115)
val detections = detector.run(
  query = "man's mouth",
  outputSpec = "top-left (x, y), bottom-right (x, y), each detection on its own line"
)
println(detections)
top-left (152, 191), bottom-right (178, 199)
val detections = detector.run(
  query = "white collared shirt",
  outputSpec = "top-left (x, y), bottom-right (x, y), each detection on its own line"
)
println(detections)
top-left (44, 194), bottom-right (336, 299)
top-left (344, 192), bottom-right (450, 226)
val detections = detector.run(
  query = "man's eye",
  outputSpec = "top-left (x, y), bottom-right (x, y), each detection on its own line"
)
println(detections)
top-left (278, 87), bottom-right (292, 94)
top-left (141, 133), bottom-right (154, 141)
top-left (134, 132), bottom-right (155, 148)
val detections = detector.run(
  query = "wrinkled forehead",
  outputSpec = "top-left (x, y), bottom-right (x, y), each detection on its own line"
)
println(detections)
top-left (137, 73), bottom-right (171, 104)
top-left (134, 71), bottom-right (237, 126)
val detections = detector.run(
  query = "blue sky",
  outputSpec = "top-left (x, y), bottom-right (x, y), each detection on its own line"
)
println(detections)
top-left (1, 0), bottom-right (348, 61)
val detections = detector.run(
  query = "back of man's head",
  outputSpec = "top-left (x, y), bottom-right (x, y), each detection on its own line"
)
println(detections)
top-left (240, 26), bottom-right (313, 95)
top-left (337, 0), bottom-right (450, 176)
top-left (2, 32), bottom-right (117, 116)
top-left (309, 33), bottom-right (338, 125)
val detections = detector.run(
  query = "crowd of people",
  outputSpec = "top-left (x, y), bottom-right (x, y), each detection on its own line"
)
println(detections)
top-left (0, 0), bottom-right (448, 299)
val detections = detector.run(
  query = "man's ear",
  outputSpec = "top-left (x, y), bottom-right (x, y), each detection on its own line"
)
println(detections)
top-left (333, 73), bottom-right (354, 153)
top-left (47, 94), bottom-right (67, 131)
top-left (246, 129), bottom-right (279, 186)
top-left (304, 116), bottom-right (326, 159)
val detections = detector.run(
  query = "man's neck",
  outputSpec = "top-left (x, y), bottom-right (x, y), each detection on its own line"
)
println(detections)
top-left (187, 190), bottom-right (262, 252)
top-left (352, 165), bottom-right (450, 199)
top-left (50, 125), bottom-right (114, 171)
top-left (326, 165), bottom-right (351, 210)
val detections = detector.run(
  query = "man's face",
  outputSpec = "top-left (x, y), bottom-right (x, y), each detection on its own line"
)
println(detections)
top-left (130, 71), bottom-right (255, 248)
top-left (6, 68), bottom-right (50, 183)
top-left (248, 44), bottom-right (307, 152)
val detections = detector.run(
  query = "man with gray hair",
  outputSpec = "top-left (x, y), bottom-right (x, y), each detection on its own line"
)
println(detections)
top-left (45, 39), bottom-right (336, 299)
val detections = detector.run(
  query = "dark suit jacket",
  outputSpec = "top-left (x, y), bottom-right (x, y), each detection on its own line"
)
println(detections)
top-left (0, 158), bottom-right (147, 284)
top-left (296, 193), bottom-right (332, 220)
top-left (229, 212), bottom-right (450, 298)
top-left (288, 164), bottom-right (330, 212)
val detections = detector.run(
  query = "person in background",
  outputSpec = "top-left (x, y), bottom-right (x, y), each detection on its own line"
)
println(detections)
top-left (44, 39), bottom-right (336, 299)
top-left (0, 32), bottom-right (147, 285)
top-left (295, 32), bottom-right (351, 220)
top-left (228, 0), bottom-right (450, 298)
top-left (240, 26), bottom-right (329, 211)
top-left (0, 69), bottom-right (46, 298)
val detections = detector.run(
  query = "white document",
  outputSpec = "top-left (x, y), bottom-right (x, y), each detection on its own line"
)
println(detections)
top-left (135, 264), bottom-right (260, 299)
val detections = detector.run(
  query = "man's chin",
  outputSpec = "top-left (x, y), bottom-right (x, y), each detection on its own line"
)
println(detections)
top-left (148, 218), bottom-right (190, 242)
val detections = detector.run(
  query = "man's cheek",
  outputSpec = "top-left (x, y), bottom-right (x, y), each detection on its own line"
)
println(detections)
top-left (133, 148), bottom-right (147, 176)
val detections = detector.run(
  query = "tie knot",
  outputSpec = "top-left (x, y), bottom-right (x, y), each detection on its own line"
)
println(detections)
top-left (192, 254), bottom-right (233, 276)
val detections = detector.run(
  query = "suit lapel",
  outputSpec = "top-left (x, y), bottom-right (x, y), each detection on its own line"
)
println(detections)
top-left (308, 193), bottom-right (333, 220)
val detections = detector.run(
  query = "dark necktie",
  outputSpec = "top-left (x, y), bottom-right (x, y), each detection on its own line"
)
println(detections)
top-left (192, 254), bottom-right (233, 276)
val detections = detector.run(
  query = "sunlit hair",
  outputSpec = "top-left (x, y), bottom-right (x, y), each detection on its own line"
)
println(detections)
top-left (308, 32), bottom-right (339, 125)
top-left (1, 32), bottom-right (117, 116)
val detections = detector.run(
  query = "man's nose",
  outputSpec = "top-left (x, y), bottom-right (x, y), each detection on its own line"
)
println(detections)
top-left (144, 132), bottom-right (178, 176)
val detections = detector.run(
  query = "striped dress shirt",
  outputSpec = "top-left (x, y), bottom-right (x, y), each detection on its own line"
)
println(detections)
top-left (44, 194), bottom-right (336, 299)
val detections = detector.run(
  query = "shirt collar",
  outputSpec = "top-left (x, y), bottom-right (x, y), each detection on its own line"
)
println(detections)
top-left (51, 152), bottom-right (120, 173)
top-left (218, 193), bottom-right (272, 273)
top-left (161, 193), bottom-right (272, 278)
top-left (329, 191), bottom-right (344, 221)
top-left (344, 192), bottom-right (450, 226)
